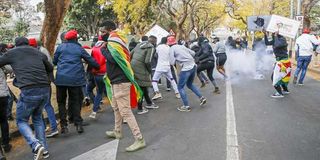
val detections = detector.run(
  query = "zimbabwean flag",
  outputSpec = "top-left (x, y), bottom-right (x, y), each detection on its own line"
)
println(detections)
top-left (104, 31), bottom-right (143, 107)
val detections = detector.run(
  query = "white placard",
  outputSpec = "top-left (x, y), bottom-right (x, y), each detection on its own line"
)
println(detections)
top-left (145, 25), bottom-right (170, 44)
top-left (266, 15), bottom-right (301, 39)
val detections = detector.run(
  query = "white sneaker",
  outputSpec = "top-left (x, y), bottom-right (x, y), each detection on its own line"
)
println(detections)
top-left (282, 91), bottom-right (290, 95)
top-left (166, 88), bottom-right (171, 91)
top-left (89, 112), bottom-right (97, 119)
top-left (175, 93), bottom-right (181, 99)
top-left (152, 93), bottom-right (162, 100)
top-left (271, 92), bottom-right (284, 98)
top-left (137, 108), bottom-right (149, 115)
top-left (145, 104), bottom-right (159, 109)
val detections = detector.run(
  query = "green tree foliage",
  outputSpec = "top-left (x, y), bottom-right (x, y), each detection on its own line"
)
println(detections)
top-left (65, 0), bottom-right (116, 40)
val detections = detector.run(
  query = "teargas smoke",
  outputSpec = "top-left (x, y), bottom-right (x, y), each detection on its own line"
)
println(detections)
top-left (224, 45), bottom-right (275, 84)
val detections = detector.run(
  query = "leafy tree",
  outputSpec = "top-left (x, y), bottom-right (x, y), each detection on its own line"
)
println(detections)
top-left (65, 0), bottom-right (116, 40)
top-left (99, 0), bottom-right (160, 35)
top-left (41, 0), bottom-right (72, 55)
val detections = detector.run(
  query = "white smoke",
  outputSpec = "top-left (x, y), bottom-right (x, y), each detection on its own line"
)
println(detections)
top-left (223, 47), bottom-right (275, 84)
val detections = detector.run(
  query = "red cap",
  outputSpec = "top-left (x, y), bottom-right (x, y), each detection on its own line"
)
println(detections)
top-left (28, 38), bottom-right (37, 47)
top-left (167, 36), bottom-right (176, 46)
top-left (82, 45), bottom-right (91, 49)
top-left (65, 30), bottom-right (78, 40)
top-left (303, 28), bottom-right (311, 34)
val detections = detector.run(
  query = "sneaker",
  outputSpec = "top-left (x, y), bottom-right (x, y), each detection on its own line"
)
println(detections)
top-left (137, 108), bottom-right (149, 115)
top-left (152, 92), bottom-right (162, 100)
top-left (175, 93), bottom-right (181, 99)
top-left (177, 106), bottom-right (191, 112)
top-left (43, 150), bottom-right (49, 159)
top-left (166, 87), bottom-right (171, 91)
top-left (60, 126), bottom-right (69, 134)
top-left (106, 130), bottom-right (123, 139)
top-left (145, 104), bottom-right (159, 109)
top-left (282, 90), bottom-right (290, 95)
top-left (83, 97), bottom-right (90, 106)
top-left (293, 77), bottom-right (297, 85)
top-left (46, 130), bottom-right (59, 138)
top-left (33, 144), bottom-right (45, 160)
top-left (45, 126), bottom-right (50, 132)
top-left (271, 92), bottom-right (284, 98)
top-left (2, 144), bottom-right (12, 153)
top-left (123, 119), bottom-right (127, 124)
top-left (200, 82), bottom-right (206, 88)
top-left (214, 87), bottom-right (221, 94)
top-left (125, 138), bottom-right (146, 152)
top-left (298, 83), bottom-right (304, 86)
top-left (200, 97), bottom-right (207, 106)
top-left (89, 112), bottom-right (97, 119)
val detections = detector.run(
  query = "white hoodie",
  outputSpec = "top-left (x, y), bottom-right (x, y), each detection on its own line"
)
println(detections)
top-left (155, 44), bottom-right (171, 72)
top-left (295, 34), bottom-right (320, 56)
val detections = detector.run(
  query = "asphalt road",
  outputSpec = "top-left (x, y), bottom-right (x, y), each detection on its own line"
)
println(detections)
top-left (7, 71), bottom-right (320, 160)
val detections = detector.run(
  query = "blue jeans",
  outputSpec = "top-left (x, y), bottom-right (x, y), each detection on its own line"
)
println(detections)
top-left (294, 56), bottom-right (312, 83)
top-left (16, 87), bottom-right (50, 151)
top-left (44, 87), bottom-right (57, 132)
top-left (93, 75), bottom-right (105, 112)
top-left (178, 66), bottom-right (203, 106)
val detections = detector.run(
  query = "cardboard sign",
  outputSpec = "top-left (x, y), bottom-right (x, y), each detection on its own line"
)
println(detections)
top-left (266, 15), bottom-right (301, 39)
top-left (247, 15), bottom-right (271, 31)
top-left (145, 25), bottom-right (170, 44)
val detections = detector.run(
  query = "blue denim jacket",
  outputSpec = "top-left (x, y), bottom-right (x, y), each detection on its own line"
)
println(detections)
top-left (53, 41), bottom-right (99, 86)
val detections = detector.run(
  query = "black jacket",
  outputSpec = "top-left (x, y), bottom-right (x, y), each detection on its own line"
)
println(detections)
top-left (195, 41), bottom-right (215, 64)
top-left (0, 45), bottom-right (53, 89)
top-left (101, 47), bottom-right (130, 84)
top-left (264, 34), bottom-right (288, 60)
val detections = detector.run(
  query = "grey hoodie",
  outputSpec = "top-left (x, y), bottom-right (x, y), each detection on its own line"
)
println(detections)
top-left (169, 44), bottom-right (196, 71)
top-left (0, 65), bottom-right (12, 97)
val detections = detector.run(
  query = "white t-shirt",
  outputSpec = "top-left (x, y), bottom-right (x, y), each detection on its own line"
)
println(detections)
top-left (295, 34), bottom-right (320, 56)
top-left (155, 44), bottom-right (171, 72)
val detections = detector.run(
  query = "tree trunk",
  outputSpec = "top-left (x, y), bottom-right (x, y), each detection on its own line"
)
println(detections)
top-left (40, 0), bottom-right (71, 55)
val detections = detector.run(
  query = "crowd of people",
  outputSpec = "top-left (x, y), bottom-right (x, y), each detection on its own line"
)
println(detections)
top-left (0, 18), bottom-right (319, 160)
top-left (0, 20), bottom-right (227, 160)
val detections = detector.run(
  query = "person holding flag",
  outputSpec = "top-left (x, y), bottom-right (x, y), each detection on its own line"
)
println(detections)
top-left (100, 20), bottom-right (146, 152)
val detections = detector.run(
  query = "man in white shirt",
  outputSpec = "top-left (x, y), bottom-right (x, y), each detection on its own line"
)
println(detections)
top-left (152, 37), bottom-right (181, 100)
top-left (294, 28), bottom-right (320, 85)
top-left (168, 36), bottom-right (207, 112)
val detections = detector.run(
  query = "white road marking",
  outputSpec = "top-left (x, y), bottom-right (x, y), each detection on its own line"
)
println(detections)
top-left (71, 139), bottom-right (119, 160)
top-left (226, 80), bottom-right (240, 160)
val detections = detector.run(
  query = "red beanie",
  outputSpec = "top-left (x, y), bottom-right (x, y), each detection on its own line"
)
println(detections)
top-left (28, 38), bottom-right (37, 47)
top-left (303, 28), bottom-right (311, 34)
top-left (65, 30), bottom-right (78, 40)
top-left (167, 36), bottom-right (177, 46)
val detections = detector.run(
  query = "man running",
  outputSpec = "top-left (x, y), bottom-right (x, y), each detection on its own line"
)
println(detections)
top-left (152, 37), bottom-right (180, 100)
top-left (168, 36), bottom-right (207, 112)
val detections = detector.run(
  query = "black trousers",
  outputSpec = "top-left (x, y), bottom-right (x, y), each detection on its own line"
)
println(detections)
top-left (0, 96), bottom-right (9, 145)
top-left (56, 86), bottom-right (83, 126)
top-left (271, 73), bottom-right (289, 95)
top-left (138, 86), bottom-right (152, 110)
top-left (197, 61), bottom-right (215, 82)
